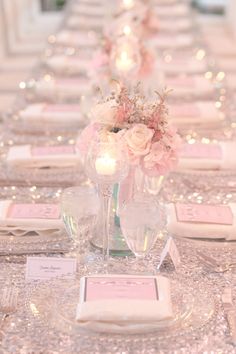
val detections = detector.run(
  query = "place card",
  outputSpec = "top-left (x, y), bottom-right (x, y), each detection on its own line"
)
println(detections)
top-left (25, 257), bottom-right (77, 281)
top-left (83, 276), bottom-right (159, 301)
top-left (180, 143), bottom-right (222, 159)
top-left (7, 203), bottom-right (60, 220)
top-left (55, 78), bottom-right (87, 87)
top-left (0, 287), bottom-right (18, 310)
top-left (175, 203), bottom-right (233, 225)
top-left (157, 237), bottom-right (180, 270)
top-left (31, 145), bottom-right (75, 156)
top-left (167, 76), bottom-right (195, 88)
top-left (43, 104), bottom-right (81, 113)
top-left (170, 103), bottom-right (200, 117)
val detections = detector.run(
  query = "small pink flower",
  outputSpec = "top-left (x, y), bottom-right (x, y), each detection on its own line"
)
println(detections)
top-left (76, 123), bottom-right (101, 158)
top-left (124, 124), bottom-right (154, 164)
top-left (141, 140), bottom-right (178, 176)
top-left (139, 49), bottom-right (155, 77)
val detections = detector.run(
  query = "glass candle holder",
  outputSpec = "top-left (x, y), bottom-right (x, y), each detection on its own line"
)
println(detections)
top-left (85, 141), bottom-right (129, 260)
top-left (110, 36), bottom-right (141, 83)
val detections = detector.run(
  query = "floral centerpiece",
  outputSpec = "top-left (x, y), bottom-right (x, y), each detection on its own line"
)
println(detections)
top-left (109, 0), bottom-right (159, 38)
top-left (78, 84), bottom-right (180, 253)
top-left (78, 84), bottom-right (181, 185)
top-left (92, 35), bottom-right (156, 84)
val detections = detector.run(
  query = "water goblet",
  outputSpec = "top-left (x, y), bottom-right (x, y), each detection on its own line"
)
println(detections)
top-left (85, 141), bottom-right (129, 260)
top-left (61, 185), bottom-right (100, 244)
top-left (120, 198), bottom-right (166, 271)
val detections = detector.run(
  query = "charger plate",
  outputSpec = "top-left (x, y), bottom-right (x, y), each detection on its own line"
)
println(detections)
top-left (27, 272), bottom-right (216, 337)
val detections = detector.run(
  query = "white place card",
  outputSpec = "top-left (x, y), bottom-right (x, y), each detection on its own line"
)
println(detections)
top-left (25, 257), bottom-right (77, 281)
top-left (157, 237), bottom-right (181, 270)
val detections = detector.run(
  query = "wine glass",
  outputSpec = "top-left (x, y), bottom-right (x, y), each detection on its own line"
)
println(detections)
top-left (85, 141), bottom-right (129, 260)
top-left (119, 198), bottom-right (166, 270)
top-left (61, 185), bottom-right (100, 245)
top-left (110, 36), bottom-right (141, 85)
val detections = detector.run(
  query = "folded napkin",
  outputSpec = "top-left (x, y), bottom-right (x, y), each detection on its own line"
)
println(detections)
top-left (72, 3), bottom-right (105, 16)
top-left (77, 0), bottom-right (106, 4)
top-left (205, 36), bottom-right (236, 56)
top-left (6, 145), bottom-right (82, 169)
top-left (56, 30), bottom-right (99, 47)
top-left (19, 103), bottom-right (83, 125)
top-left (154, 0), bottom-right (179, 5)
top-left (154, 4), bottom-right (190, 17)
top-left (167, 203), bottom-right (236, 241)
top-left (45, 55), bottom-right (91, 75)
top-left (160, 56), bottom-right (207, 75)
top-left (34, 78), bottom-right (91, 99)
top-left (76, 274), bottom-right (173, 333)
top-left (158, 18), bottom-right (192, 32)
top-left (217, 58), bottom-right (236, 72)
top-left (150, 34), bottom-right (194, 49)
top-left (166, 75), bottom-right (215, 98)
top-left (177, 142), bottom-right (236, 171)
top-left (67, 15), bottom-right (103, 30)
top-left (226, 74), bottom-right (236, 91)
top-left (169, 101), bottom-right (224, 127)
top-left (0, 200), bottom-right (63, 237)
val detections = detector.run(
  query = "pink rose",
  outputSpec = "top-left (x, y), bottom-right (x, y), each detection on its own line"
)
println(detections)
top-left (76, 122), bottom-right (101, 158)
top-left (90, 99), bottom-right (118, 127)
top-left (124, 124), bottom-right (154, 164)
top-left (141, 141), bottom-right (178, 176)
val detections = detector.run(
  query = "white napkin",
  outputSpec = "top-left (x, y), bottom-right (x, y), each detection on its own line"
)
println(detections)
top-left (56, 30), bottom-right (99, 47)
top-left (67, 15), bottom-right (103, 30)
top-left (205, 36), bottom-right (236, 56)
top-left (177, 142), bottom-right (236, 171)
top-left (160, 56), bottom-right (207, 75)
top-left (150, 34), bottom-right (194, 49)
top-left (158, 18), bottom-right (192, 32)
top-left (167, 203), bottom-right (236, 241)
top-left (76, 274), bottom-right (173, 333)
top-left (45, 55), bottom-right (92, 75)
top-left (72, 3), bottom-right (105, 16)
top-left (154, 0), bottom-right (180, 6)
top-left (154, 4), bottom-right (190, 17)
top-left (169, 101), bottom-right (224, 127)
top-left (166, 75), bottom-right (215, 98)
top-left (217, 58), bottom-right (236, 72)
top-left (0, 200), bottom-right (63, 237)
top-left (34, 78), bottom-right (91, 99)
top-left (19, 103), bottom-right (83, 125)
top-left (6, 145), bottom-right (82, 169)
top-left (226, 74), bottom-right (236, 91)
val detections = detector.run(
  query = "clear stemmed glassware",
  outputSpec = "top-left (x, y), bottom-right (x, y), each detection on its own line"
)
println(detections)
top-left (85, 141), bottom-right (129, 261)
top-left (119, 197), bottom-right (166, 270)
top-left (61, 185), bottom-right (100, 245)
top-left (110, 36), bottom-right (141, 86)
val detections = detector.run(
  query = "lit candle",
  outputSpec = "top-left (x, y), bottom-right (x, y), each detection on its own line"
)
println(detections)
top-left (95, 154), bottom-right (116, 175)
top-left (123, 25), bottom-right (132, 36)
top-left (122, 0), bottom-right (134, 10)
top-left (115, 50), bottom-right (134, 72)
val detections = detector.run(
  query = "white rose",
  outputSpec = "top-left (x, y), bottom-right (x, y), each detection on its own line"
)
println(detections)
top-left (124, 124), bottom-right (154, 159)
top-left (90, 99), bottom-right (118, 126)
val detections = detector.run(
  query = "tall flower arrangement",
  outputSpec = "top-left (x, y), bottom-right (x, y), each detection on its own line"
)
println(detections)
top-left (78, 84), bottom-right (181, 177)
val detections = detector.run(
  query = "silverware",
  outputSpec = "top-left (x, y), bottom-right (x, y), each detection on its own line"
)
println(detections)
top-left (197, 251), bottom-right (236, 273)
top-left (222, 288), bottom-right (236, 346)
top-left (0, 287), bottom-right (18, 332)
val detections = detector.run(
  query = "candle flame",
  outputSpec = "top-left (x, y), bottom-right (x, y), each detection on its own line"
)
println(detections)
top-left (121, 51), bottom-right (128, 61)
top-left (123, 25), bottom-right (132, 36)
top-left (122, 0), bottom-right (134, 9)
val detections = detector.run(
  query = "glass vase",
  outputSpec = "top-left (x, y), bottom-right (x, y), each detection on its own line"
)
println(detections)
top-left (90, 166), bottom-right (166, 256)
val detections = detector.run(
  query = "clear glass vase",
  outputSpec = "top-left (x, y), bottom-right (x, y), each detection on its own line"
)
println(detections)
top-left (90, 166), bottom-right (166, 256)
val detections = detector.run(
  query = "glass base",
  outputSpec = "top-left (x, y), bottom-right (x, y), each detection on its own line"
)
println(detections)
top-left (90, 222), bottom-right (131, 256)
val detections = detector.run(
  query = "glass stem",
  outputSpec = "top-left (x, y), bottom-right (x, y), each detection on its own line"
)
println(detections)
top-left (99, 184), bottom-right (113, 261)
